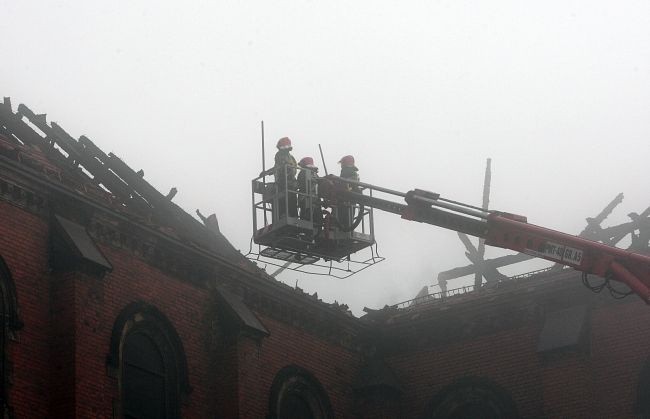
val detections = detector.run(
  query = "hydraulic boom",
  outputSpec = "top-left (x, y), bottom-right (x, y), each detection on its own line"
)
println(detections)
top-left (318, 175), bottom-right (650, 303)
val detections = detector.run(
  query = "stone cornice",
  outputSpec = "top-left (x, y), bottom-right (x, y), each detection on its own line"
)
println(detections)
top-left (0, 175), bottom-right (47, 215)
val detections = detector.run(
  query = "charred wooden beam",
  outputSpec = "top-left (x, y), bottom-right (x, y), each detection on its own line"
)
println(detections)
top-left (578, 193), bottom-right (624, 241)
top-left (475, 158), bottom-right (492, 286)
top-left (77, 135), bottom-right (150, 211)
top-left (18, 105), bottom-right (87, 168)
top-left (106, 153), bottom-right (167, 209)
top-left (548, 192), bottom-right (625, 271)
top-left (0, 100), bottom-right (48, 147)
top-left (456, 231), bottom-right (507, 283)
top-left (438, 253), bottom-right (533, 282)
top-left (17, 104), bottom-right (151, 210)
top-left (608, 206), bottom-right (650, 246)
top-left (105, 153), bottom-right (213, 245)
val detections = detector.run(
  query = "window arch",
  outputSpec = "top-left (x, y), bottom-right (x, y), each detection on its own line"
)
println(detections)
top-left (268, 365), bottom-right (334, 419)
top-left (425, 377), bottom-right (519, 419)
top-left (0, 257), bottom-right (22, 413)
top-left (108, 302), bottom-right (190, 419)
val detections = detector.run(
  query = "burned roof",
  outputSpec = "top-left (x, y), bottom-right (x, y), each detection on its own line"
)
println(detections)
top-left (0, 97), bottom-right (246, 266)
top-left (361, 267), bottom-right (600, 328)
top-left (0, 97), bottom-right (371, 330)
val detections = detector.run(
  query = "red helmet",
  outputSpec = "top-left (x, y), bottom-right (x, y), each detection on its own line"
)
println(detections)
top-left (299, 157), bottom-right (316, 168)
top-left (338, 155), bottom-right (355, 167)
top-left (276, 137), bottom-right (292, 150)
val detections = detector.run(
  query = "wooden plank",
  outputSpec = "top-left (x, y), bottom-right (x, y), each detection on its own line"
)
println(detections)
top-left (106, 153), bottom-right (166, 208)
top-left (475, 158), bottom-right (491, 286)
top-left (0, 101), bottom-right (47, 147)
top-left (17, 104), bottom-right (152, 210)
top-left (438, 252), bottom-right (532, 282)
top-left (76, 135), bottom-right (150, 210)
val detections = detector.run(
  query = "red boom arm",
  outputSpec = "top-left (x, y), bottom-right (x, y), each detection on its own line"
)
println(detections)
top-left (318, 175), bottom-right (650, 303)
top-left (486, 213), bottom-right (650, 303)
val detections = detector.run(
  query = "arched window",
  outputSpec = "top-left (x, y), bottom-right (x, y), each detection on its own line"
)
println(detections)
top-left (0, 257), bottom-right (22, 414)
top-left (425, 377), bottom-right (519, 419)
top-left (108, 302), bottom-right (190, 419)
top-left (0, 293), bottom-right (5, 414)
top-left (268, 366), bottom-right (334, 419)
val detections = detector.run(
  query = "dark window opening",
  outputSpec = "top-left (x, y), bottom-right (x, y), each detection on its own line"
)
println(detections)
top-left (637, 358), bottom-right (650, 418)
top-left (123, 332), bottom-right (166, 419)
top-left (268, 366), bottom-right (333, 419)
top-left (0, 291), bottom-right (5, 411)
top-left (0, 257), bottom-right (21, 415)
top-left (279, 393), bottom-right (314, 419)
top-left (112, 303), bottom-right (188, 419)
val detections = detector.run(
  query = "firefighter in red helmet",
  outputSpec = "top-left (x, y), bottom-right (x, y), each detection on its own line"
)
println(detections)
top-left (298, 156), bottom-right (316, 167)
top-left (273, 137), bottom-right (297, 218)
top-left (297, 157), bottom-right (320, 222)
top-left (338, 155), bottom-right (360, 229)
top-left (338, 155), bottom-right (359, 185)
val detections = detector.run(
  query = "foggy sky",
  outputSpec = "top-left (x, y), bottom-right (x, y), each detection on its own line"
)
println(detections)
top-left (2, 1), bottom-right (649, 315)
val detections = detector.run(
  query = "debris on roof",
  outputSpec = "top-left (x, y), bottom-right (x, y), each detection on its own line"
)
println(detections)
top-left (0, 97), bottom-right (365, 320)
top-left (0, 97), bottom-right (247, 266)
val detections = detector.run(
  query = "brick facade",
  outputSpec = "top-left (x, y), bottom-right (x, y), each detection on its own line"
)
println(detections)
top-left (1, 98), bottom-right (649, 418)
top-left (0, 157), bottom-right (364, 418)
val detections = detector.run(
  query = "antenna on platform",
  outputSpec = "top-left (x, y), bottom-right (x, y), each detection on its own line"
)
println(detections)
top-left (261, 121), bottom-right (266, 173)
top-left (318, 144), bottom-right (328, 176)
top-left (261, 121), bottom-right (267, 225)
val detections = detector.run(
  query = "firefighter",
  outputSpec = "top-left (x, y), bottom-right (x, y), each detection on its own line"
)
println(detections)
top-left (338, 155), bottom-right (359, 229)
top-left (271, 137), bottom-right (298, 218)
top-left (297, 157), bottom-right (320, 222)
top-left (339, 155), bottom-right (359, 186)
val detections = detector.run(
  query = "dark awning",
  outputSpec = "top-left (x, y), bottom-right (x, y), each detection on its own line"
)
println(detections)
top-left (215, 285), bottom-right (269, 338)
top-left (52, 214), bottom-right (112, 273)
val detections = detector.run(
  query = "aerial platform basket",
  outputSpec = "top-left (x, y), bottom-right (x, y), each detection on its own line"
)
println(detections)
top-left (246, 165), bottom-right (383, 278)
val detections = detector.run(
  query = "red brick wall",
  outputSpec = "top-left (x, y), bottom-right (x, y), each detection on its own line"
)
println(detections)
top-left (384, 297), bottom-right (650, 419)
top-left (237, 314), bottom-right (362, 419)
top-left (540, 352), bottom-right (591, 418)
top-left (214, 340), bottom-right (240, 418)
top-left (4, 188), bottom-right (650, 419)
top-left (0, 196), bottom-right (364, 418)
top-left (0, 201), bottom-right (51, 418)
top-left (0, 197), bottom-right (224, 417)
top-left (353, 390), bottom-right (401, 419)
top-left (589, 300), bottom-right (650, 418)
top-left (50, 271), bottom-right (77, 418)
top-left (72, 244), bottom-right (216, 418)
top-left (387, 325), bottom-right (545, 418)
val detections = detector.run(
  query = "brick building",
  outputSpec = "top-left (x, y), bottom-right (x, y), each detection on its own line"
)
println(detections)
top-left (0, 97), bottom-right (649, 418)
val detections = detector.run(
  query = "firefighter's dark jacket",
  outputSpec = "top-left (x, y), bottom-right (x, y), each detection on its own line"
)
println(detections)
top-left (273, 150), bottom-right (297, 187)
top-left (340, 166), bottom-right (359, 182)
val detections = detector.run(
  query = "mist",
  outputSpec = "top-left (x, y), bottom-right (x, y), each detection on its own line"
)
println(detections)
top-left (2, 0), bottom-right (648, 315)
